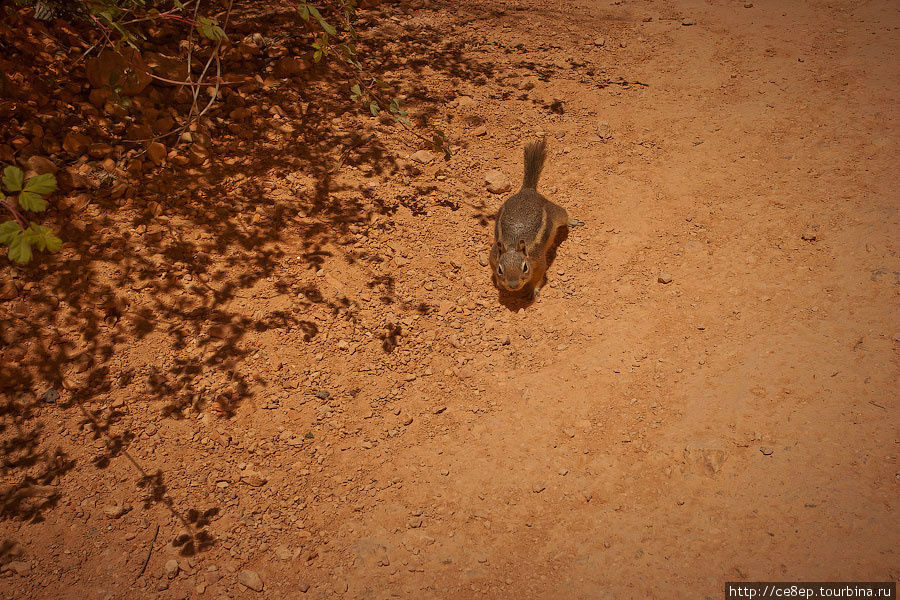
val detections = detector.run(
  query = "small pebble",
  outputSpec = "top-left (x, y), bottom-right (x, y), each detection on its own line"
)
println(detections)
top-left (760, 446), bottom-right (774, 456)
top-left (532, 483), bottom-right (545, 493)
top-left (658, 273), bottom-right (673, 284)
top-left (238, 570), bottom-right (264, 592)
top-left (103, 504), bottom-right (129, 519)
top-left (4, 561), bottom-right (30, 575)
top-left (484, 170), bottom-right (511, 194)
top-left (411, 149), bottom-right (435, 164)
top-left (164, 559), bottom-right (180, 579)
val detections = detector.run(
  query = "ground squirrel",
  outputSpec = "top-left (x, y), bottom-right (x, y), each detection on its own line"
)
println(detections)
top-left (489, 138), bottom-right (582, 298)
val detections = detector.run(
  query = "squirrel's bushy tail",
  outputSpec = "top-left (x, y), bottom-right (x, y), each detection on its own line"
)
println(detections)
top-left (521, 138), bottom-right (547, 190)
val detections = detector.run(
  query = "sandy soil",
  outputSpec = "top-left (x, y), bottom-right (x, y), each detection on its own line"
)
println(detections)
top-left (1, 0), bottom-right (898, 598)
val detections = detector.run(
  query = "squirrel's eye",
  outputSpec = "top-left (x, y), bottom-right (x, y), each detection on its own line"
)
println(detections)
top-left (522, 262), bottom-right (528, 273)
top-left (497, 266), bottom-right (503, 275)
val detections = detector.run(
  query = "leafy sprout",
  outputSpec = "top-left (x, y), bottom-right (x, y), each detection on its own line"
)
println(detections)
top-left (1, 166), bottom-right (62, 264)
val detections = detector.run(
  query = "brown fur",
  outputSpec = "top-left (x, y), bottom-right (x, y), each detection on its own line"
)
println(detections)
top-left (490, 140), bottom-right (576, 298)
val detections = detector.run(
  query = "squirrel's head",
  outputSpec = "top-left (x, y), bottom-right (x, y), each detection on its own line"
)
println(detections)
top-left (494, 239), bottom-right (530, 292)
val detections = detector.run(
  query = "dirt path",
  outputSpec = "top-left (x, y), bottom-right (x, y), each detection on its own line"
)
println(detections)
top-left (2, 0), bottom-right (898, 598)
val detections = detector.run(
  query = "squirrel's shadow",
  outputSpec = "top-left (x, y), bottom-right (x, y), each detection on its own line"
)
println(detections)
top-left (495, 226), bottom-right (571, 311)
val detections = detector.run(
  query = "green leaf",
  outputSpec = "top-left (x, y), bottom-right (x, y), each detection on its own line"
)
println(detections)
top-left (25, 223), bottom-right (61, 252)
top-left (46, 233), bottom-right (62, 252)
top-left (23, 172), bottom-right (57, 195)
top-left (306, 6), bottom-right (337, 35)
top-left (18, 191), bottom-right (47, 212)
top-left (298, 3), bottom-right (310, 21)
top-left (369, 101), bottom-right (380, 116)
top-left (173, 0), bottom-right (185, 9)
top-left (196, 16), bottom-right (226, 41)
top-left (317, 18), bottom-right (337, 36)
top-left (313, 49), bottom-right (323, 62)
top-left (2, 165), bottom-right (24, 192)
top-left (0, 220), bottom-right (21, 244)
top-left (7, 234), bottom-right (32, 264)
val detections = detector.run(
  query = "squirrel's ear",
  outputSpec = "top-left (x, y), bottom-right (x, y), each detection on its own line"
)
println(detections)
top-left (516, 238), bottom-right (526, 253)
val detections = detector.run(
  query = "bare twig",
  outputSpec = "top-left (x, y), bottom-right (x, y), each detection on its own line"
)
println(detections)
top-left (135, 523), bottom-right (160, 581)
top-left (144, 71), bottom-right (239, 87)
top-left (3, 197), bottom-right (29, 230)
top-left (331, 133), bottom-right (375, 173)
top-left (121, 0), bottom-right (199, 27)
top-left (127, 0), bottom-right (234, 150)
top-left (185, 0), bottom-right (202, 86)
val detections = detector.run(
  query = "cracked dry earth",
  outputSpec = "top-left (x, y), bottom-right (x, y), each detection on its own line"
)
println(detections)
top-left (2, 0), bottom-right (898, 599)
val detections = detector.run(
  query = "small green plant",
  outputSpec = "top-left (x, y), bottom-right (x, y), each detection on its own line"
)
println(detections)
top-left (1, 166), bottom-right (62, 264)
top-left (298, 1), bottom-right (452, 158)
top-left (195, 15), bottom-right (227, 41)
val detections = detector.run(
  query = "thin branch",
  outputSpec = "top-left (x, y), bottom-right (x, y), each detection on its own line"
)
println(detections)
top-left (144, 70), bottom-right (239, 87)
top-left (126, 0), bottom-right (233, 150)
top-left (331, 133), bottom-right (375, 173)
top-left (135, 523), bottom-right (160, 581)
top-left (3, 197), bottom-right (29, 230)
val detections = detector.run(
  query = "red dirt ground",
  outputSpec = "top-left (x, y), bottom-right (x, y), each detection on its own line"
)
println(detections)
top-left (1, 0), bottom-right (898, 598)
